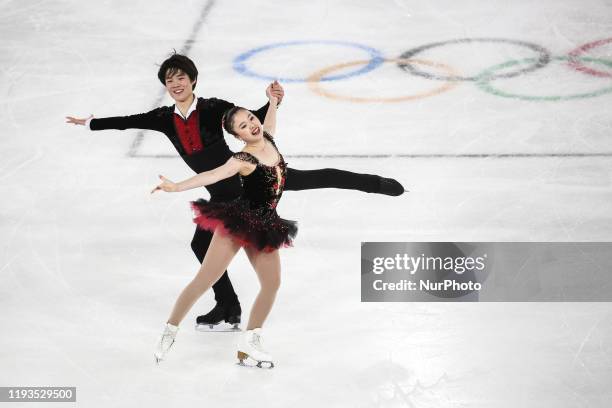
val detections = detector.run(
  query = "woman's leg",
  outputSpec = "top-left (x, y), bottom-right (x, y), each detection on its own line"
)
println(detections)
top-left (167, 231), bottom-right (241, 326)
top-left (243, 247), bottom-right (281, 330)
top-left (191, 227), bottom-right (240, 306)
top-left (284, 167), bottom-right (404, 195)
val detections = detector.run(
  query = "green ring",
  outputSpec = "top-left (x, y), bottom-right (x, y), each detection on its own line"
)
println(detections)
top-left (475, 56), bottom-right (612, 101)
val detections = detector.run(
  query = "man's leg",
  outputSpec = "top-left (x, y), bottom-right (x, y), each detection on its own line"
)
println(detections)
top-left (284, 167), bottom-right (404, 195)
top-left (191, 226), bottom-right (242, 328)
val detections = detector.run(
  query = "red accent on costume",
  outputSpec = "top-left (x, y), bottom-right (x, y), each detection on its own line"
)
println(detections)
top-left (173, 112), bottom-right (203, 154)
top-left (190, 202), bottom-right (293, 253)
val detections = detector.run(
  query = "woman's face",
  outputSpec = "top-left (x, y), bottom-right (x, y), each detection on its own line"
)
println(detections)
top-left (231, 109), bottom-right (263, 143)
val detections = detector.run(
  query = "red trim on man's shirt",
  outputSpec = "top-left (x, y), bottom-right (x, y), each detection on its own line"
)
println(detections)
top-left (173, 111), bottom-right (203, 154)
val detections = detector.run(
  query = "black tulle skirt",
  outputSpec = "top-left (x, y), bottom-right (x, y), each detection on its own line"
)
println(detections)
top-left (190, 198), bottom-right (298, 252)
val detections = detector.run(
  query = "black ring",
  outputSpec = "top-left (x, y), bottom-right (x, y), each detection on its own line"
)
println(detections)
top-left (397, 38), bottom-right (552, 81)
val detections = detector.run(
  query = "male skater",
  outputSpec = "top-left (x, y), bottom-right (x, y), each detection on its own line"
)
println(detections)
top-left (66, 53), bottom-right (404, 330)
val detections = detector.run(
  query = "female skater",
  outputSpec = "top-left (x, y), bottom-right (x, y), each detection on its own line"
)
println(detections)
top-left (151, 86), bottom-right (291, 368)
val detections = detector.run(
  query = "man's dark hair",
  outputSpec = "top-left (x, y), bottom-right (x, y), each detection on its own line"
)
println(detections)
top-left (157, 52), bottom-right (198, 90)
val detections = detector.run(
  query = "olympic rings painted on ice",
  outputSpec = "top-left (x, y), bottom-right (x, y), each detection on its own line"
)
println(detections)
top-left (306, 58), bottom-right (459, 103)
top-left (397, 38), bottom-right (551, 81)
top-left (232, 38), bottom-right (612, 103)
top-left (232, 40), bottom-right (385, 83)
top-left (475, 56), bottom-right (612, 101)
top-left (568, 38), bottom-right (612, 78)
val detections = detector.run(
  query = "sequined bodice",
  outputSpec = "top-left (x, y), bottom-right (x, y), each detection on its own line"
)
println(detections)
top-left (232, 133), bottom-right (287, 210)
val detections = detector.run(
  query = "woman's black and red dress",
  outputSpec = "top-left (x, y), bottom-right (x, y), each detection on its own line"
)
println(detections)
top-left (190, 133), bottom-right (297, 252)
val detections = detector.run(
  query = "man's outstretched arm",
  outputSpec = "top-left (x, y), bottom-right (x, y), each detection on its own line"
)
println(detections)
top-left (284, 167), bottom-right (405, 196)
top-left (66, 107), bottom-right (168, 132)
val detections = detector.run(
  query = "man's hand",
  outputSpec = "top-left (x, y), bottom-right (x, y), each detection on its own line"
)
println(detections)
top-left (266, 84), bottom-right (279, 105)
top-left (65, 114), bottom-right (93, 126)
top-left (266, 80), bottom-right (284, 105)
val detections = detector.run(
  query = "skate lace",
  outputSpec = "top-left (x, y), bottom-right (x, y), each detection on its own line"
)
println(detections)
top-left (250, 333), bottom-right (263, 351)
top-left (161, 329), bottom-right (176, 344)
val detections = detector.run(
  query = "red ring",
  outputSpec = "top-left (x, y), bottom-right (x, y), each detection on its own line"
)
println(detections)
top-left (568, 38), bottom-right (612, 78)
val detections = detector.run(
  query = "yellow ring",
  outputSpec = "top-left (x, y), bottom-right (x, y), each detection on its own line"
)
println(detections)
top-left (306, 58), bottom-right (460, 103)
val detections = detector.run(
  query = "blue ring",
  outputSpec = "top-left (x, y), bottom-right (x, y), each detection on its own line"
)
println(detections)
top-left (233, 40), bottom-right (385, 83)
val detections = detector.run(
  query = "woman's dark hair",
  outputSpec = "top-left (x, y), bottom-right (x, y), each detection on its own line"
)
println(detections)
top-left (222, 106), bottom-right (247, 137)
top-left (157, 51), bottom-right (198, 90)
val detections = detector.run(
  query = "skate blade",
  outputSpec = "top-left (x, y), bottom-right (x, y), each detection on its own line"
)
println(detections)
top-left (195, 322), bottom-right (241, 332)
top-left (236, 351), bottom-right (274, 369)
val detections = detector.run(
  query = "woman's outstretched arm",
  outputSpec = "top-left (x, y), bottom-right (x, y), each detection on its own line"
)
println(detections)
top-left (151, 158), bottom-right (245, 194)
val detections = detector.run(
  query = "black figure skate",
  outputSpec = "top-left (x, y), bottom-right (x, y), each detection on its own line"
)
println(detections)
top-left (195, 303), bottom-right (242, 332)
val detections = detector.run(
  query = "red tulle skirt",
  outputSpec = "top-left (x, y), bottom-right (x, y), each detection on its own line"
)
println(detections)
top-left (190, 198), bottom-right (298, 252)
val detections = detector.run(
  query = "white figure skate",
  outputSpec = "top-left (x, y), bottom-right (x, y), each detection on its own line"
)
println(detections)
top-left (237, 328), bottom-right (274, 369)
top-left (154, 323), bottom-right (179, 364)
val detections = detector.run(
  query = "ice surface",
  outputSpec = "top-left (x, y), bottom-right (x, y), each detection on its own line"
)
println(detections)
top-left (1, 0), bottom-right (611, 407)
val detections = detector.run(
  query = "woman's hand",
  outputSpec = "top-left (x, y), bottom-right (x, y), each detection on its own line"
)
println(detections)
top-left (151, 175), bottom-right (180, 194)
top-left (266, 80), bottom-right (282, 105)
top-left (65, 114), bottom-right (93, 126)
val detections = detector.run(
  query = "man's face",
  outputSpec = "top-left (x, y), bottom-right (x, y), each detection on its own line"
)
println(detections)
top-left (164, 69), bottom-right (196, 103)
